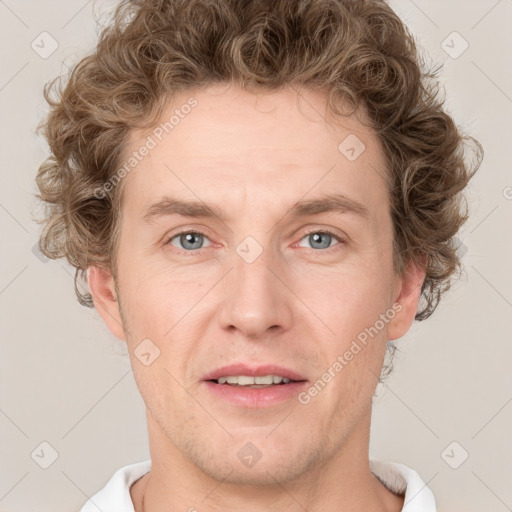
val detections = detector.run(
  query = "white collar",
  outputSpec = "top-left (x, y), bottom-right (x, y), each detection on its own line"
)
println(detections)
top-left (80, 458), bottom-right (436, 511)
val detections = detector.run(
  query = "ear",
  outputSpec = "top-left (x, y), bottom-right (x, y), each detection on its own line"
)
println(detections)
top-left (387, 257), bottom-right (426, 341)
top-left (88, 265), bottom-right (126, 340)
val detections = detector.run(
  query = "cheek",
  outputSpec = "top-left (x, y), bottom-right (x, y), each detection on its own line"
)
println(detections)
top-left (300, 266), bottom-right (394, 398)
top-left (118, 262), bottom-right (210, 386)
top-left (305, 263), bottom-right (392, 331)
top-left (118, 256), bottom-right (199, 329)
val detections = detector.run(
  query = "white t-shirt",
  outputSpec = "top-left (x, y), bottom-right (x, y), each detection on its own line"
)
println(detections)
top-left (80, 459), bottom-right (436, 511)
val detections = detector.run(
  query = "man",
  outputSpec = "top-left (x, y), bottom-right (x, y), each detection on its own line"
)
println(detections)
top-left (35, 0), bottom-right (481, 510)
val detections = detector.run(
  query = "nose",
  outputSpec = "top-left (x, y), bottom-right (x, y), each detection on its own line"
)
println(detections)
top-left (217, 241), bottom-right (293, 340)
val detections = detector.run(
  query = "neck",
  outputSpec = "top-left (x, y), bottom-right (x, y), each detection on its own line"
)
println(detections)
top-left (131, 408), bottom-right (403, 512)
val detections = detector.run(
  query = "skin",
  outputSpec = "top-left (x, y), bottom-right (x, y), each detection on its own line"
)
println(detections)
top-left (89, 83), bottom-right (425, 512)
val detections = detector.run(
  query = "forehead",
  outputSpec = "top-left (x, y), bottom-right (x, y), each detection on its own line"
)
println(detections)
top-left (120, 84), bottom-right (389, 221)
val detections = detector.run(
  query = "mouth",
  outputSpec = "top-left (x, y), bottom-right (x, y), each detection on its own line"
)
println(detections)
top-left (201, 364), bottom-right (308, 408)
top-left (210, 374), bottom-right (301, 388)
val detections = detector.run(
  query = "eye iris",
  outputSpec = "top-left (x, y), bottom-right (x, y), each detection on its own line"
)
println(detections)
top-left (181, 232), bottom-right (203, 250)
top-left (310, 232), bottom-right (332, 249)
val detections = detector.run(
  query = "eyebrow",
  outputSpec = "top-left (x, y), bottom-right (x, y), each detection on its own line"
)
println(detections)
top-left (142, 193), bottom-right (370, 224)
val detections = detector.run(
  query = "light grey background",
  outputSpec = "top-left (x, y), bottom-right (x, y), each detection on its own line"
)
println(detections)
top-left (1, 1), bottom-right (511, 511)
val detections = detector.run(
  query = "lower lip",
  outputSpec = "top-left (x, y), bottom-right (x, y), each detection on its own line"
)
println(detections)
top-left (203, 380), bottom-right (309, 408)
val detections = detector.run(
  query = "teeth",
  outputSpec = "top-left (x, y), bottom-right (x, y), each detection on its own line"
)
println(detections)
top-left (216, 375), bottom-right (293, 385)
top-left (255, 375), bottom-right (274, 385)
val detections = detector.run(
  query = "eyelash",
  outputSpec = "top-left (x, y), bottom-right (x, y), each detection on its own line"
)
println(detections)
top-left (164, 228), bottom-right (345, 254)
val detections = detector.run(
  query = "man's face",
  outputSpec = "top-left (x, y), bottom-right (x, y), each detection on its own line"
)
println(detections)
top-left (92, 84), bottom-right (420, 485)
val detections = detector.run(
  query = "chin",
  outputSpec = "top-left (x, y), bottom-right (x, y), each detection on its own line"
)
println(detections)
top-left (200, 459), bottom-right (307, 487)
top-left (186, 440), bottom-right (322, 487)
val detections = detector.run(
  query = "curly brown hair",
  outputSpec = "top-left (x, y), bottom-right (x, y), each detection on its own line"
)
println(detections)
top-left (35, 0), bottom-right (482, 323)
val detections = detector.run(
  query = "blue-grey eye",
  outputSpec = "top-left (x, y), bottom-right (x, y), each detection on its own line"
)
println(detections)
top-left (169, 232), bottom-right (211, 251)
top-left (298, 232), bottom-right (339, 250)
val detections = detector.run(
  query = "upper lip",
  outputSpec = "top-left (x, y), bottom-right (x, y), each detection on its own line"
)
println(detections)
top-left (201, 364), bottom-right (307, 382)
